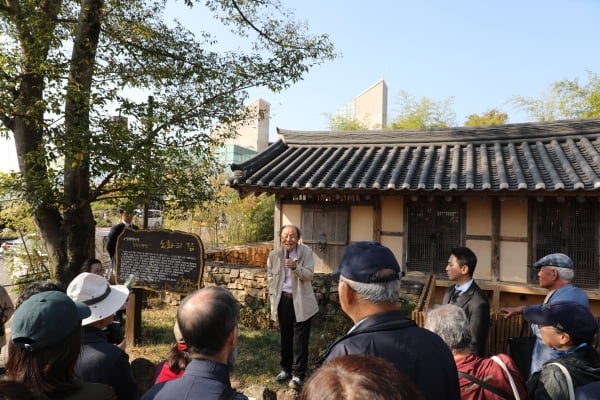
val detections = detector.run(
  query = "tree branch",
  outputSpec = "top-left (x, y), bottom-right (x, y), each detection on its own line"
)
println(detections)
top-left (229, 0), bottom-right (312, 51)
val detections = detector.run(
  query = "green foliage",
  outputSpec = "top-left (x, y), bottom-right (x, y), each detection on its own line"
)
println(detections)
top-left (510, 70), bottom-right (600, 121)
top-left (0, 172), bottom-right (36, 236)
top-left (389, 90), bottom-right (456, 129)
top-left (464, 108), bottom-right (509, 126)
top-left (0, 0), bottom-right (335, 281)
top-left (326, 113), bottom-right (368, 131)
top-left (161, 183), bottom-right (273, 248)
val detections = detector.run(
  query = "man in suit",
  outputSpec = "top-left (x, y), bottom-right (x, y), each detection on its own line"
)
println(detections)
top-left (443, 246), bottom-right (490, 357)
top-left (105, 207), bottom-right (138, 343)
top-left (106, 207), bottom-right (139, 261)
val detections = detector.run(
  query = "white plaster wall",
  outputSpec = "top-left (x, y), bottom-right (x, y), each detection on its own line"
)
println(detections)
top-left (500, 198), bottom-right (528, 282)
top-left (500, 198), bottom-right (528, 237)
top-left (381, 236), bottom-right (404, 268)
top-left (466, 240), bottom-right (492, 280)
top-left (350, 206), bottom-right (374, 241)
top-left (381, 196), bottom-right (403, 231)
top-left (281, 204), bottom-right (301, 232)
top-left (380, 197), bottom-right (404, 265)
top-left (500, 242), bottom-right (528, 283)
top-left (466, 198), bottom-right (492, 280)
top-left (466, 198), bottom-right (492, 235)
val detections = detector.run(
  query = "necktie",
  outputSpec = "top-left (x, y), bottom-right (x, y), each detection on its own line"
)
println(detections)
top-left (449, 288), bottom-right (461, 303)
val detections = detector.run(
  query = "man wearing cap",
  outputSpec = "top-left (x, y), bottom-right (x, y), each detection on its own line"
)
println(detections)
top-left (500, 253), bottom-right (589, 376)
top-left (524, 301), bottom-right (600, 399)
top-left (67, 272), bottom-right (138, 400)
top-left (442, 246), bottom-right (490, 356)
top-left (320, 241), bottom-right (460, 400)
top-left (267, 225), bottom-right (319, 390)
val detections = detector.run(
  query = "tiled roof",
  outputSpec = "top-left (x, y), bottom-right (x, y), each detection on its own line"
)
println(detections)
top-left (226, 118), bottom-right (600, 195)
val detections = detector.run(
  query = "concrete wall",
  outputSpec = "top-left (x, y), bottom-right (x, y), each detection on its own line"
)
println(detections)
top-left (222, 98), bottom-right (270, 152)
top-left (355, 80), bottom-right (388, 129)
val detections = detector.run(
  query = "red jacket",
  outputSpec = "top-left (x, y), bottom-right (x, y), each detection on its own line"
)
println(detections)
top-left (456, 353), bottom-right (528, 400)
top-left (152, 360), bottom-right (185, 385)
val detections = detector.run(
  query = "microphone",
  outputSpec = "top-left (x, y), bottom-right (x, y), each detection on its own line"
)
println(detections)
top-left (285, 250), bottom-right (290, 259)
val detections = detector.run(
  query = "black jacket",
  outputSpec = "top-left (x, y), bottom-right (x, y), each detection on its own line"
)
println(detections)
top-left (322, 309), bottom-right (460, 400)
top-left (106, 222), bottom-right (139, 259)
top-left (443, 280), bottom-right (490, 357)
top-left (527, 345), bottom-right (600, 400)
top-left (76, 326), bottom-right (138, 400)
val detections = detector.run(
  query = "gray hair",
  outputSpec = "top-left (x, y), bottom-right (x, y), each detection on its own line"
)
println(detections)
top-left (340, 275), bottom-right (401, 304)
top-left (424, 304), bottom-right (471, 352)
top-left (554, 266), bottom-right (574, 282)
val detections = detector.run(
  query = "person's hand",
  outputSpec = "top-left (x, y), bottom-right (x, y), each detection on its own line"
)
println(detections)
top-left (499, 306), bottom-right (523, 318)
top-left (284, 258), bottom-right (296, 270)
top-left (116, 338), bottom-right (127, 351)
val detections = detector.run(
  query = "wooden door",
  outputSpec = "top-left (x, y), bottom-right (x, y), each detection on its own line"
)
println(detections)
top-left (301, 206), bottom-right (349, 273)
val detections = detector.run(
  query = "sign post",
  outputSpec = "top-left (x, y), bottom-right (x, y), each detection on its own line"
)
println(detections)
top-left (114, 228), bottom-right (204, 346)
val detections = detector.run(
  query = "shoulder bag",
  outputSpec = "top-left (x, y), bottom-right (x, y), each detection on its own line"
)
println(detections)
top-left (548, 362), bottom-right (575, 400)
top-left (507, 318), bottom-right (535, 378)
top-left (491, 355), bottom-right (521, 400)
top-left (457, 371), bottom-right (514, 400)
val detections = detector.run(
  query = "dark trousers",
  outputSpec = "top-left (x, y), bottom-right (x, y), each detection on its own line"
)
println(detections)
top-left (277, 295), bottom-right (311, 379)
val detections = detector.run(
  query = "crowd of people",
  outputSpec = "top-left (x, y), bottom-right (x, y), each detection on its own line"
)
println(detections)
top-left (0, 222), bottom-right (599, 399)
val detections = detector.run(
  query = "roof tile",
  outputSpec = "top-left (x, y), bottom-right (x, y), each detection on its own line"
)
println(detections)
top-left (228, 118), bottom-right (600, 195)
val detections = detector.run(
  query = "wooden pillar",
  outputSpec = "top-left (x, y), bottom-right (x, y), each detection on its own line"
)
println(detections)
top-left (491, 198), bottom-right (501, 312)
top-left (125, 288), bottom-right (143, 347)
top-left (274, 196), bottom-right (281, 242)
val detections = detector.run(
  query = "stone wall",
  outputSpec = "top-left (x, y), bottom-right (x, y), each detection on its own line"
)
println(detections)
top-left (203, 242), bottom-right (427, 327)
top-left (203, 262), bottom-right (341, 321)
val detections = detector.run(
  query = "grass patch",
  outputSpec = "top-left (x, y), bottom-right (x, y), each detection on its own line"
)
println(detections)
top-left (128, 294), bottom-right (353, 395)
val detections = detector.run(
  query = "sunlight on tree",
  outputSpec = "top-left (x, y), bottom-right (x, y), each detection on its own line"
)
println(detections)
top-left (510, 71), bottom-right (600, 121)
top-left (464, 109), bottom-right (508, 126)
top-left (326, 114), bottom-right (368, 131)
top-left (0, 0), bottom-right (335, 282)
top-left (389, 90), bottom-right (456, 129)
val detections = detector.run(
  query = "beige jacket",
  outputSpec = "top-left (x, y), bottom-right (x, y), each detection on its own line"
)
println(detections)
top-left (267, 243), bottom-right (318, 323)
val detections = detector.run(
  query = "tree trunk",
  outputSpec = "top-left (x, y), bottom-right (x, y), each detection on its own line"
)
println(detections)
top-left (58, 0), bottom-right (105, 283)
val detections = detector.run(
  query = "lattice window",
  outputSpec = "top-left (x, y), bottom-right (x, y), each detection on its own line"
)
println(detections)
top-left (405, 200), bottom-right (465, 276)
top-left (531, 198), bottom-right (598, 288)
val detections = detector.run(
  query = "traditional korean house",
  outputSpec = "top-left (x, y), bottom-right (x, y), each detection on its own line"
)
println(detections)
top-left (226, 117), bottom-right (600, 314)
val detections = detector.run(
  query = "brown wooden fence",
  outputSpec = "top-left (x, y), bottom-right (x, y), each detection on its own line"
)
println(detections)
top-left (411, 274), bottom-right (600, 356)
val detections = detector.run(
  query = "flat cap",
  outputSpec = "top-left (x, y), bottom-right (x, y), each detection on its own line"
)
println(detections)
top-left (532, 253), bottom-right (574, 269)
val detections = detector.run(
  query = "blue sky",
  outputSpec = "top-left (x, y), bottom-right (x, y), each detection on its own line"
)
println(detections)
top-left (2, 0), bottom-right (600, 171)
top-left (241, 0), bottom-right (600, 138)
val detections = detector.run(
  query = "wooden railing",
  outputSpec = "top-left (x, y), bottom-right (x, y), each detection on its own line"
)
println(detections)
top-left (411, 275), bottom-right (600, 356)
